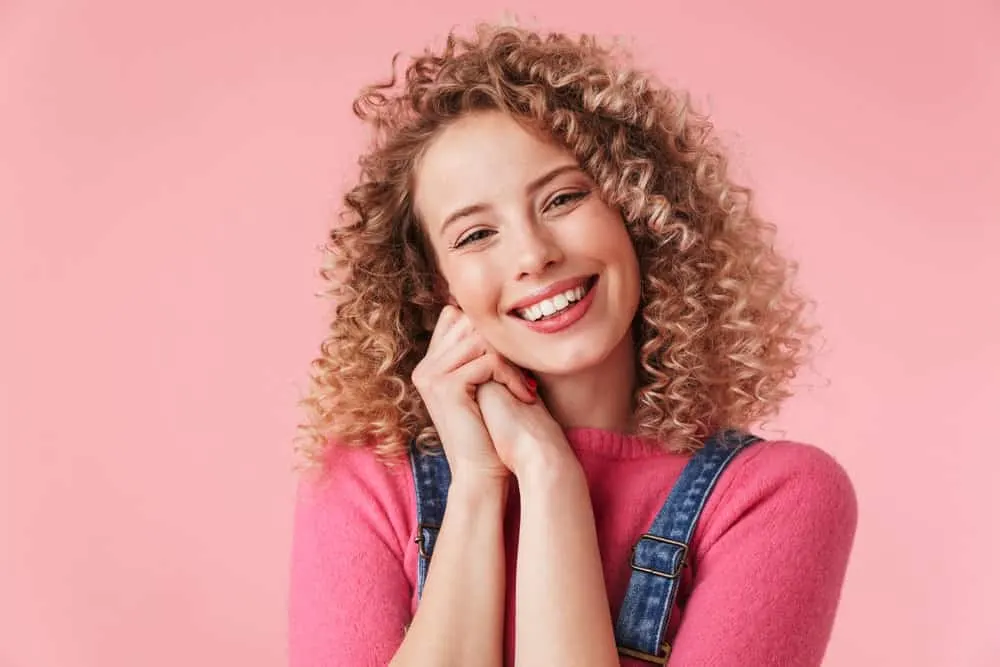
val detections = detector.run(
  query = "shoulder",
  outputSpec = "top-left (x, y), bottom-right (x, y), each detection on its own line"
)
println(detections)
top-left (698, 439), bottom-right (858, 550)
top-left (668, 440), bottom-right (858, 664)
top-left (297, 441), bottom-right (413, 498)
top-left (732, 439), bottom-right (855, 502)
top-left (289, 443), bottom-right (419, 665)
top-left (293, 442), bottom-right (417, 550)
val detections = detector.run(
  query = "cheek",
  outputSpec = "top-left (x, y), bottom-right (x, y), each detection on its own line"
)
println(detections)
top-left (593, 213), bottom-right (638, 270)
top-left (442, 263), bottom-right (503, 320)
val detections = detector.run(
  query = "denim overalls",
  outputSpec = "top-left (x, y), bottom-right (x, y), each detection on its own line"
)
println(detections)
top-left (408, 429), bottom-right (761, 664)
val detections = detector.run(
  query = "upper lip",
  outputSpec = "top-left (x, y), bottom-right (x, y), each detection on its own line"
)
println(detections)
top-left (506, 275), bottom-right (595, 312)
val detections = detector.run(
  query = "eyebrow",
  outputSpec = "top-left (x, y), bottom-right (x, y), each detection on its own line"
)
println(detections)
top-left (438, 163), bottom-right (583, 235)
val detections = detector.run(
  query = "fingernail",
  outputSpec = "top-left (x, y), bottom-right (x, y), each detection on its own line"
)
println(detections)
top-left (526, 377), bottom-right (537, 394)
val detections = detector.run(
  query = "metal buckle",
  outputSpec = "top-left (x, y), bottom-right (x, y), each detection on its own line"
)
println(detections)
top-left (414, 522), bottom-right (440, 559)
top-left (629, 534), bottom-right (688, 579)
top-left (617, 641), bottom-right (672, 664)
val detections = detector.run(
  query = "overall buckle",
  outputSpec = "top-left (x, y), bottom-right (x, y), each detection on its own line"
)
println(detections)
top-left (629, 534), bottom-right (688, 579)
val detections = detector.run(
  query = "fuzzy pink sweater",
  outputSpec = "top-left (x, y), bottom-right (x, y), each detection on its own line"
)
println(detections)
top-left (289, 428), bottom-right (857, 666)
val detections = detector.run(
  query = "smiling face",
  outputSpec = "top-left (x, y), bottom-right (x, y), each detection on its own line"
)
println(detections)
top-left (412, 110), bottom-right (641, 377)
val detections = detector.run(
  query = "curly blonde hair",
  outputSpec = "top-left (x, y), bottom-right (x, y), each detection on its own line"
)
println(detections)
top-left (294, 22), bottom-right (817, 467)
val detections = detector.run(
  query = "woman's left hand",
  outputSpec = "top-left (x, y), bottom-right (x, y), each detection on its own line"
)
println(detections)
top-left (475, 381), bottom-right (576, 478)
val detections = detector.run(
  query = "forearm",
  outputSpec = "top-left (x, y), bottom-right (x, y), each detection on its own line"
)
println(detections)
top-left (514, 453), bottom-right (619, 666)
top-left (390, 475), bottom-right (507, 667)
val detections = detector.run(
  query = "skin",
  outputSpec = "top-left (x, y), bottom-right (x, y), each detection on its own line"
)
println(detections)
top-left (392, 109), bottom-right (642, 667)
top-left (414, 110), bottom-right (640, 434)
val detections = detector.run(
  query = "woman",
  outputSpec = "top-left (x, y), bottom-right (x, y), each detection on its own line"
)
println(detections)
top-left (290, 22), bottom-right (857, 667)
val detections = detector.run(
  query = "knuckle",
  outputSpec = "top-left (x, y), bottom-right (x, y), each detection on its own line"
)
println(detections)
top-left (411, 373), bottom-right (427, 392)
top-left (411, 362), bottom-right (433, 388)
top-left (434, 307), bottom-right (456, 328)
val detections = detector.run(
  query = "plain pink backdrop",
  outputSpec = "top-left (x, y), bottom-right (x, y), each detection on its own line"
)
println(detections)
top-left (2, 1), bottom-right (998, 665)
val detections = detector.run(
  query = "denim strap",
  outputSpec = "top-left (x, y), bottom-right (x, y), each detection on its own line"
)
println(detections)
top-left (409, 446), bottom-right (452, 600)
top-left (614, 429), bottom-right (761, 664)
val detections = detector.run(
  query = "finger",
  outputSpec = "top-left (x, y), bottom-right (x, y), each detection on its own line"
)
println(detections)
top-left (449, 351), bottom-right (503, 392)
top-left (426, 304), bottom-right (466, 351)
top-left (431, 330), bottom-right (489, 374)
top-left (449, 352), bottom-right (535, 406)
top-left (473, 381), bottom-right (509, 420)
top-left (478, 341), bottom-right (535, 403)
top-left (490, 356), bottom-right (536, 404)
top-left (434, 304), bottom-right (462, 332)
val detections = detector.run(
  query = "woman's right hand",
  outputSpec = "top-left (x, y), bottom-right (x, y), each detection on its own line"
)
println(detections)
top-left (411, 304), bottom-right (536, 482)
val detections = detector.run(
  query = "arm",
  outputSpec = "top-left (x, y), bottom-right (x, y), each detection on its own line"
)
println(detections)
top-left (514, 447), bottom-right (620, 667)
top-left (667, 441), bottom-right (859, 666)
top-left (398, 302), bottom-right (537, 666)
top-left (390, 474), bottom-right (508, 667)
top-left (472, 382), bottom-right (619, 666)
top-left (288, 447), bottom-right (413, 667)
top-left (288, 446), bottom-right (509, 667)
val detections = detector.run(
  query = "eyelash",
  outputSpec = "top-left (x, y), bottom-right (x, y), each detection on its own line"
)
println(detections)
top-left (452, 190), bottom-right (590, 248)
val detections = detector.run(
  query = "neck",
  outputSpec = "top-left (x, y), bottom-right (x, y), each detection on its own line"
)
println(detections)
top-left (535, 332), bottom-right (636, 434)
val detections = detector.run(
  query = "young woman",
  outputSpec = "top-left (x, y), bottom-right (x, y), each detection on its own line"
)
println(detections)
top-left (289, 23), bottom-right (857, 667)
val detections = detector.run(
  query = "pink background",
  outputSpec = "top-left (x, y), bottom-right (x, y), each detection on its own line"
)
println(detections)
top-left (2, 1), bottom-right (998, 665)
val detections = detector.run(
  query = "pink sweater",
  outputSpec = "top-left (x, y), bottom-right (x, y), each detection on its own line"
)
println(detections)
top-left (289, 428), bottom-right (857, 666)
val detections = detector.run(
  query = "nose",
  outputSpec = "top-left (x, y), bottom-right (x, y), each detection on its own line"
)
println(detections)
top-left (511, 219), bottom-right (564, 279)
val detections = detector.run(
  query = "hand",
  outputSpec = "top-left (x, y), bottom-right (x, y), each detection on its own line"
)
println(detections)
top-left (411, 305), bottom-right (537, 482)
top-left (475, 381), bottom-right (576, 479)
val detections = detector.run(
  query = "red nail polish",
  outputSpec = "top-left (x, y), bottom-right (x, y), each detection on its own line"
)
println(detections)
top-left (526, 377), bottom-right (537, 393)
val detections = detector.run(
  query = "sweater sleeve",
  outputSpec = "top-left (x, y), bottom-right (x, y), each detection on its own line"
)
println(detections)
top-left (666, 441), bottom-right (858, 667)
top-left (288, 444), bottom-right (415, 667)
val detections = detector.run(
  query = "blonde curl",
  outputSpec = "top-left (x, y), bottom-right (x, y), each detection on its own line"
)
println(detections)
top-left (294, 22), bottom-right (817, 466)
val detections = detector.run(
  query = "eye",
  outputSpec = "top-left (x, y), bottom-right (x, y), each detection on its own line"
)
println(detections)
top-left (545, 190), bottom-right (589, 212)
top-left (453, 228), bottom-right (495, 248)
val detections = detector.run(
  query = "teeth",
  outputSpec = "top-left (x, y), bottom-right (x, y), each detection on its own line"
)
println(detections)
top-left (517, 284), bottom-right (589, 322)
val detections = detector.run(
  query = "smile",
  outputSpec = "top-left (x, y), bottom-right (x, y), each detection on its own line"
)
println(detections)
top-left (508, 275), bottom-right (599, 334)
top-left (514, 277), bottom-right (594, 321)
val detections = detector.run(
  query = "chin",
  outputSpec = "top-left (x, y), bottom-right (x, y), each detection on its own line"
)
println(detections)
top-left (515, 335), bottom-right (622, 377)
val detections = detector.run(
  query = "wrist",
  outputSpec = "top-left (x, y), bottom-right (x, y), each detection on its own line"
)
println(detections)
top-left (513, 439), bottom-right (581, 488)
top-left (449, 470), bottom-right (510, 503)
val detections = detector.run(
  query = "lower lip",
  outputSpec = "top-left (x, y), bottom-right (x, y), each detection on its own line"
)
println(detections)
top-left (512, 278), bottom-right (598, 334)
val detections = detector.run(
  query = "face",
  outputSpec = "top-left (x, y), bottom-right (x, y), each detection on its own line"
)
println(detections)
top-left (412, 110), bottom-right (641, 377)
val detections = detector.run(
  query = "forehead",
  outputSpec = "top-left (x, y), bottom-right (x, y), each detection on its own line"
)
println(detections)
top-left (412, 112), bottom-right (574, 225)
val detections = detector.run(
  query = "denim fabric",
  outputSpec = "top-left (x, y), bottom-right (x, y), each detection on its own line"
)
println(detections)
top-left (409, 429), bottom-right (760, 664)
top-left (614, 429), bottom-right (761, 663)
top-left (409, 446), bottom-right (451, 600)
